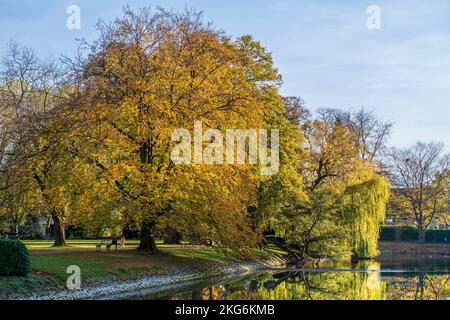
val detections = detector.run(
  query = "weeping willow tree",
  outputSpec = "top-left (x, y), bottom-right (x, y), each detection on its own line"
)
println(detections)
top-left (263, 171), bottom-right (390, 262)
top-left (344, 175), bottom-right (390, 258)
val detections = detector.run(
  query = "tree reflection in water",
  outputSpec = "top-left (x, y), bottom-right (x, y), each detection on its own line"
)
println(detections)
top-left (148, 260), bottom-right (449, 300)
top-left (180, 270), bottom-right (449, 300)
top-left (385, 272), bottom-right (450, 300)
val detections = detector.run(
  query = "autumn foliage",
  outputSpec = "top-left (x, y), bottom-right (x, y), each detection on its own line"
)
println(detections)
top-left (0, 7), bottom-right (395, 260)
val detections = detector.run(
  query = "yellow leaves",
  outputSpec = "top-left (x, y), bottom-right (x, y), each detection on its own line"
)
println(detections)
top-left (344, 174), bottom-right (390, 257)
top-left (63, 8), bottom-right (288, 244)
top-left (1, 8), bottom-right (298, 249)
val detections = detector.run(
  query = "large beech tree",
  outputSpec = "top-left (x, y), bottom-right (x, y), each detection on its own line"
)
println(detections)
top-left (63, 7), bottom-right (284, 252)
top-left (0, 8), bottom-right (396, 261)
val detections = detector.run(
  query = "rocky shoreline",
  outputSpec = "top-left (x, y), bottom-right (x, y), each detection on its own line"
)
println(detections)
top-left (15, 257), bottom-right (284, 300)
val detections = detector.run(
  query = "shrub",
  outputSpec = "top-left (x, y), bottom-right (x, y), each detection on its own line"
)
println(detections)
top-left (0, 240), bottom-right (31, 276)
top-left (426, 229), bottom-right (450, 243)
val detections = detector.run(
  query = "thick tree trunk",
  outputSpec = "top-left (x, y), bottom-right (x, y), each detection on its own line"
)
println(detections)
top-left (138, 221), bottom-right (159, 253)
top-left (163, 227), bottom-right (181, 245)
top-left (53, 215), bottom-right (67, 247)
top-left (14, 223), bottom-right (19, 237)
top-left (415, 273), bottom-right (425, 300)
top-left (418, 225), bottom-right (426, 243)
top-left (137, 140), bottom-right (160, 253)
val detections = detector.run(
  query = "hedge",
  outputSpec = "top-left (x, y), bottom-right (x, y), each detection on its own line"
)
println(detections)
top-left (426, 229), bottom-right (450, 243)
top-left (0, 240), bottom-right (31, 276)
top-left (401, 226), bottom-right (419, 241)
top-left (380, 226), bottom-right (450, 243)
top-left (379, 227), bottom-right (396, 241)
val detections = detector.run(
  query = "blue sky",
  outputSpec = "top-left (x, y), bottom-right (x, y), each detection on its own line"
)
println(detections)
top-left (1, 0), bottom-right (449, 150)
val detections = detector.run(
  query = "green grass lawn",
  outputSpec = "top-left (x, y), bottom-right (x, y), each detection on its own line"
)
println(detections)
top-left (29, 247), bottom-right (233, 277)
top-left (1, 239), bottom-right (276, 297)
top-left (19, 241), bottom-right (258, 279)
top-left (22, 239), bottom-right (195, 251)
top-left (20, 239), bottom-right (269, 279)
top-left (1, 244), bottom-right (243, 296)
top-left (22, 239), bottom-right (143, 251)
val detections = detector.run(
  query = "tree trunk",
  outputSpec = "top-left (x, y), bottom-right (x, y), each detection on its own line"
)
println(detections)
top-left (46, 216), bottom-right (52, 238)
top-left (138, 221), bottom-right (159, 253)
top-left (192, 290), bottom-right (203, 300)
top-left (163, 227), bottom-right (181, 245)
top-left (14, 223), bottom-right (19, 237)
top-left (137, 140), bottom-right (160, 253)
top-left (418, 225), bottom-right (426, 243)
top-left (53, 215), bottom-right (67, 247)
top-left (415, 273), bottom-right (425, 300)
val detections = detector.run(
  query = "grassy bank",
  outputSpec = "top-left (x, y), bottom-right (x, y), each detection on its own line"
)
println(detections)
top-left (0, 240), bottom-right (276, 299)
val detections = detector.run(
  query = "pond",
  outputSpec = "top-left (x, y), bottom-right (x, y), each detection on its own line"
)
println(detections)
top-left (127, 254), bottom-right (450, 300)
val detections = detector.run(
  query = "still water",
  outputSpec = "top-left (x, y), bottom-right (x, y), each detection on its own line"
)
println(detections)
top-left (131, 255), bottom-right (450, 300)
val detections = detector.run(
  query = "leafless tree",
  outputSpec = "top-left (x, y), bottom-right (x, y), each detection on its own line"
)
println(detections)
top-left (317, 107), bottom-right (393, 163)
top-left (387, 142), bottom-right (450, 242)
top-left (283, 96), bottom-right (311, 127)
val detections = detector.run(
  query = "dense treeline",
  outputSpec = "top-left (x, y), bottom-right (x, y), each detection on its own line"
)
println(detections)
top-left (1, 7), bottom-right (441, 262)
